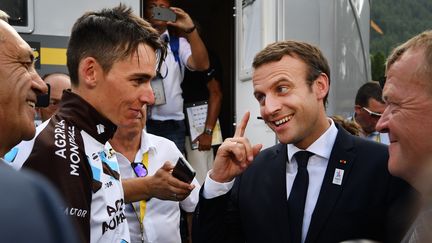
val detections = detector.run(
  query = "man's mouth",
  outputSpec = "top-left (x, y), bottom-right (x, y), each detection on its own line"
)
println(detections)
top-left (26, 100), bottom-right (36, 108)
top-left (273, 115), bottom-right (293, 126)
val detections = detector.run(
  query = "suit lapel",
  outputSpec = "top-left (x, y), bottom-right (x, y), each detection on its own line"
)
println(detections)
top-left (264, 143), bottom-right (291, 242)
top-left (305, 126), bottom-right (356, 243)
top-left (268, 143), bottom-right (289, 200)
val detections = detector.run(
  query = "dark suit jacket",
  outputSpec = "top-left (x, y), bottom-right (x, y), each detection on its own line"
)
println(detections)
top-left (0, 160), bottom-right (78, 243)
top-left (193, 126), bottom-right (419, 243)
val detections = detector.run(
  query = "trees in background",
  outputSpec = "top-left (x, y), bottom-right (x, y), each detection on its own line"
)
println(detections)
top-left (370, 0), bottom-right (432, 79)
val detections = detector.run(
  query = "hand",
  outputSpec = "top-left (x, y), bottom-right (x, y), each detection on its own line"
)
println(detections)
top-left (193, 132), bottom-right (212, 151)
top-left (147, 162), bottom-right (195, 201)
top-left (210, 112), bottom-right (262, 183)
top-left (168, 7), bottom-right (195, 34)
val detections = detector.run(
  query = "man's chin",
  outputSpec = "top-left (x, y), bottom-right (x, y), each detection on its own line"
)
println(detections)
top-left (119, 119), bottom-right (142, 129)
top-left (21, 126), bottom-right (36, 141)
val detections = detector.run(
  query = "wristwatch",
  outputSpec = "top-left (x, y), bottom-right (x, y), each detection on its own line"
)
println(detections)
top-left (204, 127), bottom-right (213, 135)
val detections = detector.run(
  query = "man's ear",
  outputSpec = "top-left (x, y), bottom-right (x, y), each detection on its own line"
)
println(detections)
top-left (78, 57), bottom-right (101, 88)
top-left (314, 73), bottom-right (329, 100)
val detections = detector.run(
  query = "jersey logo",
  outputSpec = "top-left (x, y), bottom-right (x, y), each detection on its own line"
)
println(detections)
top-left (89, 151), bottom-right (120, 193)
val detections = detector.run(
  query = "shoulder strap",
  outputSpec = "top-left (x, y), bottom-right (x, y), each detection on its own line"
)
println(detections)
top-left (169, 35), bottom-right (181, 65)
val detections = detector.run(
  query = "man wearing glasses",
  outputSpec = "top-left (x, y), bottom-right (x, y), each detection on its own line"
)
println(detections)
top-left (110, 105), bottom-right (199, 243)
top-left (352, 81), bottom-right (389, 144)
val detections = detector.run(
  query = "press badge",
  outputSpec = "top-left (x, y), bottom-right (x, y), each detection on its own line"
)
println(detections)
top-left (332, 168), bottom-right (344, 185)
top-left (151, 78), bottom-right (167, 105)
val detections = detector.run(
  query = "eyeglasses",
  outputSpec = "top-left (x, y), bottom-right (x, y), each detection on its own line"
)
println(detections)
top-left (362, 107), bottom-right (382, 118)
top-left (131, 162), bottom-right (148, 177)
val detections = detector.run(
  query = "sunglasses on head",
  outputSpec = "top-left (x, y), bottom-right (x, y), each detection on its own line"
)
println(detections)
top-left (362, 107), bottom-right (382, 118)
top-left (131, 162), bottom-right (148, 177)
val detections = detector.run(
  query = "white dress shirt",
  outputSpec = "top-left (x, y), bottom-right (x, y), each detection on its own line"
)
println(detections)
top-left (203, 119), bottom-right (338, 243)
top-left (150, 30), bottom-right (192, 121)
top-left (115, 130), bottom-right (200, 243)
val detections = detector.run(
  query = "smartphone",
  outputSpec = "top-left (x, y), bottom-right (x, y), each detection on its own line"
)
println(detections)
top-left (172, 157), bottom-right (196, 184)
top-left (35, 83), bottom-right (50, 108)
top-left (152, 6), bottom-right (176, 22)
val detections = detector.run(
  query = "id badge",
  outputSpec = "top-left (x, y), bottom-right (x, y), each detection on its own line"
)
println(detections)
top-left (151, 78), bottom-right (166, 105)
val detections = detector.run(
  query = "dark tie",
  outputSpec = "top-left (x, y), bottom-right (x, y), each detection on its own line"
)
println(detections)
top-left (288, 151), bottom-right (314, 243)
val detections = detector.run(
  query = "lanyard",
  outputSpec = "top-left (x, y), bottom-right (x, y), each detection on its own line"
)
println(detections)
top-left (139, 152), bottom-right (149, 222)
top-left (131, 152), bottom-right (149, 243)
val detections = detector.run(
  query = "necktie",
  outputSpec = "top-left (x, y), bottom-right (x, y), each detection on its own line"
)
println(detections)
top-left (288, 151), bottom-right (314, 243)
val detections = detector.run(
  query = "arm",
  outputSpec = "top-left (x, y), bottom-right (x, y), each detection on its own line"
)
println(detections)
top-left (192, 178), bottom-right (244, 243)
top-left (123, 162), bottom-right (194, 203)
top-left (210, 112), bottom-right (262, 183)
top-left (192, 112), bottom-right (263, 243)
top-left (20, 128), bottom-right (91, 243)
top-left (195, 78), bottom-right (223, 151)
top-left (169, 7), bottom-right (209, 70)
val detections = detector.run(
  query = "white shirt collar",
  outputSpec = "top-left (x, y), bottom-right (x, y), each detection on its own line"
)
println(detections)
top-left (133, 130), bottom-right (157, 162)
top-left (161, 30), bottom-right (170, 42)
top-left (287, 118), bottom-right (338, 162)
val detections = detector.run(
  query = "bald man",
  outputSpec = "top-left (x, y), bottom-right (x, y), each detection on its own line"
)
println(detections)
top-left (0, 16), bottom-right (77, 243)
top-left (37, 73), bottom-right (71, 121)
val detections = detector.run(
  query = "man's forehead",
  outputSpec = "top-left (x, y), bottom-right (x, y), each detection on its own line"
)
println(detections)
top-left (391, 48), bottom-right (424, 71)
top-left (0, 21), bottom-right (30, 49)
top-left (388, 48), bottom-right (426, 86)
top-left (0, 21), bottom-right (10, 42)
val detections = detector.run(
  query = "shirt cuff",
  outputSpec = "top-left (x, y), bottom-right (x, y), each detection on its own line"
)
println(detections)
top-left (202, 170), bottom-right (235, 199)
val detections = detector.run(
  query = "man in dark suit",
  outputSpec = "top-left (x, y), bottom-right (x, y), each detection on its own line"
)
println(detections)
top-left (0, 17), bottom-right (77, 242)
top-left (192, 40), bottom-right (418, 243)
top-left (376, 30), bottom-right (432, 243)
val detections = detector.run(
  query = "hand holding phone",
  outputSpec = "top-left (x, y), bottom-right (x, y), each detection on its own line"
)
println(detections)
top-left (152, 6), bottom-right (177, 22)
top-left (172, 157), bottom-right (196, 184)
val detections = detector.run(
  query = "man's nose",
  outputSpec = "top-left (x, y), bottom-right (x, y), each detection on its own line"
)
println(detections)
top-left (31, 72), bottom-right (48, 95)
top-left (263, 95), bottom-right (282, 115)
top-left (140, 84), bottom-right (155, 106)
top-left (375, 107), bottom-right (389, 133)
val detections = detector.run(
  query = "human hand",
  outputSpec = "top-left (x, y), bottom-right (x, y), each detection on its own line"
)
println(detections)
top-left (210, 112), bottom-right (262, 183)
top-left (193, 132), bottom-right (212, 151)
top-left (168, 7), bottom-right (195, 34)
top-left (148, 162), bottom-right (195, 201)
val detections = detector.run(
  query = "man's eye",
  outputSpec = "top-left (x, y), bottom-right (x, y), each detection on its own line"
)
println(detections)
top-left (255, 94), bottom-right (265, 104)
top-left (50, 100), bottom-right (60, 106)
top-left (277, 86), bottom-right (289, 93)
top-left (133, 78), bottom-right (149, 85)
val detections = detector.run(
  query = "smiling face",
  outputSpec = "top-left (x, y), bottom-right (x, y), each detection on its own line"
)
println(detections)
top-left (253, 55), bottom-right (330, 149)
top-left (376, 48), bottom-right (432, 186)
top-left (0, 21), bottom-right (47, 156)
top-left (81, 43), bottom-right (156, 129)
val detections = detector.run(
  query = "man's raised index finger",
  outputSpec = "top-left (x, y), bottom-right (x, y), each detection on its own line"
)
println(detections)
top-left (234, 111), bottom-right (250, 137)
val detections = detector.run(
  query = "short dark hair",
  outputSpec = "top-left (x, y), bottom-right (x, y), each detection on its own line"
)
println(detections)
top-left (67, 4), bottom-right (166, 86)
top-left (252, 40), bottom-right (331, 105)
top-left (355, 81), bottom-right (384, 107)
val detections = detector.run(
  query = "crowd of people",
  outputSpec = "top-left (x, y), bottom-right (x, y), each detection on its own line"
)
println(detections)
top-left (1, 1), bottom-right (432, 243)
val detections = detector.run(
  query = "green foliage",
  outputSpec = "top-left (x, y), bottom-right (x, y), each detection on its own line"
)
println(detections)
top-left (371, 52), bottom-right (385, 81)
top-left (370, 0), bottom-right (432, 79)
top-left (371, 0), bottom-right (432, 56)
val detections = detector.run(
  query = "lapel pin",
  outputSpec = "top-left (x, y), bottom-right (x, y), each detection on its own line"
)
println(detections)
top-left (339, 159), bottom-right (347, 164)
top-left (332, 168), bottom-right (344, 185)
